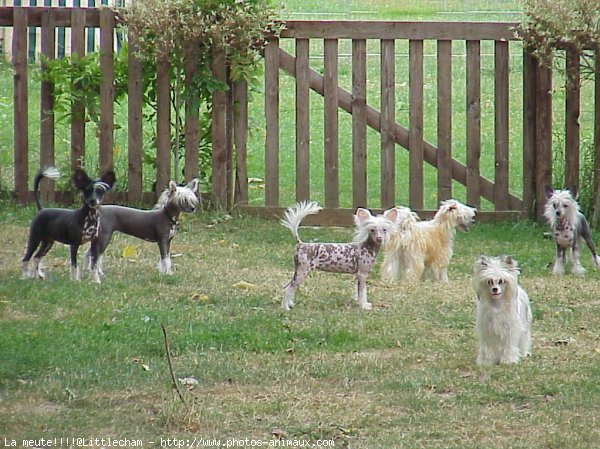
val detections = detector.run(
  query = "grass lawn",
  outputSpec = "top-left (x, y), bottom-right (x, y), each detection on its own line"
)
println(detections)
top-left (1, 201), bottom-right (600, 448)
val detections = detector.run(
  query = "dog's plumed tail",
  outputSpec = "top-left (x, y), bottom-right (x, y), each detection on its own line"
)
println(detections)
top-left (281, 201), bottom-right (323, 243)
top-left (33, 167), bottom-right (61, 211)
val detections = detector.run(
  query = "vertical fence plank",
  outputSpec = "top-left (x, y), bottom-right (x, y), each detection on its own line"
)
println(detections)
top-left (13, 7), bottom-right (28, 203)
top-left (295, 38), bottom-right (310, 202)
top-left (212, 46), bottom-right (228, 207)
top-left (226, 75), bottom-right (234, 207)
top-left (536, 57), bottom-right (553, 219)
top-left (234, 80), bottom-right (249, 205)
top-left (593, 50), bottom-right (600, 227)
top-left (184, 39), bottom-right (200, 183)
top-left (127, 27), bottom-right (143, 203)
top-left (40, 8), bottom-right (55, 203)
top-left (494, 40), bottom-right (509, 210)
top-left (324, 38), bottom-right (339, 208)
top-left (409, 39), bottom-right (424, 209)
top-left (264, 37), bottom-right (280, 207)
top-left (466, 40), bottom-right (481, 209)
top-left (437, 39), bottom-right (452, 203)
top-left (352, 38), bottom-right (367, 208)
top-left (380, 39), bottom-right (395, 209)
top-left (99, 8), bottom-right (114, 174)
top-left (565, 47), bottom-right (580, 189)
top-left (70, 8), bottom-right (85, 174)
top-left (522, 49), bottom-right (537, 219)
top-left (156, 51), bottom-right (171, 195)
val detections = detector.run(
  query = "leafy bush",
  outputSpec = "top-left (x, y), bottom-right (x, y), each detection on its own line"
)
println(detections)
top-left (520, 0), bottom-right (599, 78)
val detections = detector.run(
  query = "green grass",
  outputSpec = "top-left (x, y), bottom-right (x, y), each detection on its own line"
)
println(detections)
top-left (2, 201), bottom-right (600, 447)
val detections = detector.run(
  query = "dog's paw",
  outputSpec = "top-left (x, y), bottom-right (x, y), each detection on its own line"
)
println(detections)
top-left (571, 265), bottom-right (586, 276)
top-left (360, 302), bottom-right (373, 310)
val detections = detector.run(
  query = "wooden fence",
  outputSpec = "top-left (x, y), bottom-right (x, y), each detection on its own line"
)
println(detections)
top-left (238, 21), bottom-right (600, 224)
top-left (1, 7), bottom-right (599, 225)
top-left (0, 6), bottom-right (224, 205)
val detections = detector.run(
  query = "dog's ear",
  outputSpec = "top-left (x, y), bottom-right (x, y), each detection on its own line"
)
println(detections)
top-left (186, 178), bottom-right (199, 193)
top-left (569, 185), bottom-right (579, 200)
top-left (72, 169), bottom-right (92, 190)
top-left (101, 171), bottom-right (116, 189)
top-left (475, 255), bottom-right (490, 268)
top-left (501, 255), bottom-right (520, 273)
top-left (501, 255), bottom-right (514, 266)
top-left (544, 185), bottom-right (554, 199)
top-left (169, 181), bottom-right (178, 193)
top-left (383, 208), bottom-right (398, 223)
top-left (355, 208), bottom-right (372, 223)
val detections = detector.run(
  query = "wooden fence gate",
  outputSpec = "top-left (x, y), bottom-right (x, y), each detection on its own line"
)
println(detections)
top-left (235, 22), bottom-right (600, 224)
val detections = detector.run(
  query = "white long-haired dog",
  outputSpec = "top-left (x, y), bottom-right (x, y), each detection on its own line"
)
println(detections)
top-left (544, 186), bottom-right (600, 275)
top-left (281, 201), bottom-right (397, 311)
top-left (474, 255), bottom-right (532, 366)
top-left (381, 199), bottom-right (476, 282)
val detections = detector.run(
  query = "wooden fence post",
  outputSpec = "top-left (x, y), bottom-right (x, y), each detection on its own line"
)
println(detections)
top-left (295, 38), bottom-right (310, 203)
top-left (409, 39), bottom-right (424, 210)
top-left (535, 56), bottom-right (553, 220)
top-left (156, 50), bottom-right (171, 195)
top-left (127, 26), bottom-right (143, 203)
top-left (466, 39), bottom-right (481, 210)
top-left (211, 45), bottom-right (229, 208)
top-left (70, 8), bottom-right (86, 177)
top-left (264, 37), bottom-right (280, 208)
top-left (99, 7), bottom-right (114, 174)
top-left (40, 8), bottom-right (55, 203)
top-left (184, 39), bottom-right (200, 183)
top-left (592, 48), bottom-right (600, 228)
top-left (522, 48), bottom-right (537, 220)
top-left (234, 80), bottom-right (249, 206)
top-left (13, 7), bottom-right (28, 204)
top-left (565, 47), bottom-right (580, 190)
top-left (437, 39), bottom-right (452, 203)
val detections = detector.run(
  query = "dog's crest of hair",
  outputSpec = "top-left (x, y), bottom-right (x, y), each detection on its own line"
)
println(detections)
top-left (543, 187), bottom-right (580, 228)
top-left (155, 179), bottom-right (199, 211)
top-left (435, 199), bottom-right (477, 230)
top-left (474, 255), bottom-right (519, 297)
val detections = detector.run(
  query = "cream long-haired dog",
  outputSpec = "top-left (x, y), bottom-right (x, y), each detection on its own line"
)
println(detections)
top-left (381, 199), bottom-right (476, 282)
top-left (474, 255), bottom-right (532, 366)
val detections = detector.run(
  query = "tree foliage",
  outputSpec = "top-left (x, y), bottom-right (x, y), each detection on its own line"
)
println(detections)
top-left (520, 0), bottom-right (600, 76)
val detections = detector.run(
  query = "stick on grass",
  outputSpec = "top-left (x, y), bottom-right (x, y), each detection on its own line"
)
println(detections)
top-left (161, 323), bottom-right (186, 405)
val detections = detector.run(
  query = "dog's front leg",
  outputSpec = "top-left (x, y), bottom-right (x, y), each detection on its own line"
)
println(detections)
top-left (69, 245), bottom-right (81, 281)
top-left (356, 273), bottom-right (372, 310)
top-left (89, 241), bottom-right (102, 284)
top-left (552, 245), bottom-right (565, 275)
top-left (571, 240), bottom-right (585, 275)
top-left (157, 239), bottom-right (173, 275)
